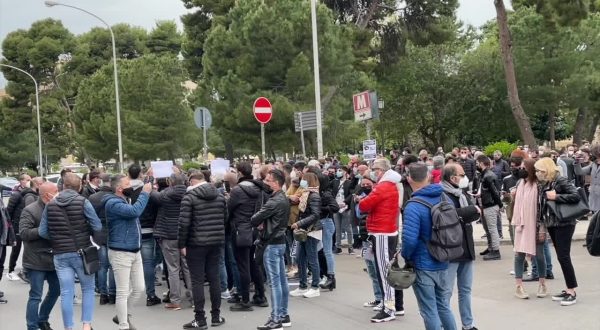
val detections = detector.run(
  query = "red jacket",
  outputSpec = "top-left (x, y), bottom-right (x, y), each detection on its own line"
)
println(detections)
top-left (430, 169), bottom-right (441, 184)
top-left (359, 172), bottom-right (400, 234)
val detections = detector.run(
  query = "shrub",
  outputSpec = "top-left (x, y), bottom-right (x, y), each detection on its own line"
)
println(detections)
top-left (484, 141), bottom-right (518, 158)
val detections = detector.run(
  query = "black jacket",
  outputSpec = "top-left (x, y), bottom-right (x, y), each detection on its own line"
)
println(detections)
top-left (228, 178), bottom-right (269, 245)
top-left (19, 199), bottom-right (54, 271)
top-left (178, 183), bottom-right (226, 248)
top-left (329, 177), bottom-right (341, 198)
top-left (80, 183), bottom-right (98, 199)
top-left (152, 185), bottom-right (188, 240)
top-left (320, 190), bottom-right (340, 219)
top-left (88, 186), bottom-right (113, 235)
top-left (251, 190), bottom-right (290, 245)
top-left (539, 176), bottom-right (581, 228)
top-left (459, 158), bottom-right (477, 182)
top-left (445, 189), bottom-right (480, 262)
top-left (296, 191), bottom-right (321, 230)
top-left (7, 188), bottom-right (38, 232)
top-left (477, 169), bottom-right (503, 209)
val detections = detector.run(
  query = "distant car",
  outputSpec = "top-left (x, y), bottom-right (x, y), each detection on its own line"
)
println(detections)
top-left (45, 174), bottom-right (61, 183)
top-left (0, 177), bottom-right (18, 197)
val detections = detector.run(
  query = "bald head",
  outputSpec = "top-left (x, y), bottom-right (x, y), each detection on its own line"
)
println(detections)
top-left (39, 182), bottom-right (58, 204)
top-left (63, 173), bottom-right (82, 191)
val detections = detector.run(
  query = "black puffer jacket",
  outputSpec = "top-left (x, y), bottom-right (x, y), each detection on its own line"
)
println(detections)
top-left (178, 183), bottom-right (226, 248)
top-left (539, 175), bottom-right (581, 228)
top-left (296, 192), bottom-right (321, 230)
top-left (45, 191), bottom-right (94, 255)
top-left (88, 186), bottom-right (113, 237)
top-left (228, 177), bottom-right (269, 245)
top-left (459, 158), bottom-right (477, 182)
top-left (7, 188), bottom-right (38, 233)
top-left (80, 183), bottom-right (98, 198)
top-left (152, 185), bottom-right (187, 240)
top-left (19, 199), bottom-right (54, 271)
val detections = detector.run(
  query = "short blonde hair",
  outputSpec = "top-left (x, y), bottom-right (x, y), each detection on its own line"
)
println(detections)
top-left (534, 157), bottom-right (560, 181)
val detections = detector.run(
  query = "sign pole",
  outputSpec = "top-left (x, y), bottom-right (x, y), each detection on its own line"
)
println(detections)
top-left (366, 120), bottom-right (372, 140)
top-left (261, 123), bottom-right (266, 161)
top-left (311, 0), bottom-right (324, 158)
top-left (202, 109), bottom-right (208, 161)
top-left (299, 112), bottom-right (306, 157)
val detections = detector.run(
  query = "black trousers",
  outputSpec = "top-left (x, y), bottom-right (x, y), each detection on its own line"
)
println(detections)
top-left (548, 225), bottom-right (578, 289)
top-left (8, 236), bottom-right (22, 273)
top-left (234, 245), bottom-right (265, 302)
top-left (0, 245), bottom-right (5, 281)
top-left (186, 246), bottom-right (222, 321)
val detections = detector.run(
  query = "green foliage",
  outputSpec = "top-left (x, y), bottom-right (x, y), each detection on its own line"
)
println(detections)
top-left (484, 141), bottom-right (519, 157)
top-left (74, 55), bottom-right (198, 161)
top-left (182, 161), bottom-right (203, 171)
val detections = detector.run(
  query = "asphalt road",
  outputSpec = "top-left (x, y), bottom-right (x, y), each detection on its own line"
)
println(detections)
top-left (1, 241), bottom-right (599, 330)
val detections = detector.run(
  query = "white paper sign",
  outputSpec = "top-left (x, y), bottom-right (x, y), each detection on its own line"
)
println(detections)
top-left (210, 159), bottom-right (230, 177)
top-left (151, 160), bottom-right (174, 178)
top-left (363, 139), bottom-right (377, 161)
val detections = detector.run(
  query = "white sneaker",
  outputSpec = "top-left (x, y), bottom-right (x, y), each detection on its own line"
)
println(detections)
top-left (221, 289), bottom-right (231, 300)
top-left (289, 288), bottom-right (308, 297)
top-left (373, 302), bottom-right (384, 311)
top-left (7, 272), bottom-right (19, 281)
top-left (363, 300), bottom-right (380, 308)
top-left (509, 270), bottom-right (515, 276)
top-left (303, 288), bottom-right (320, 298)
top-left (395, 309), bottom-right (405, 316)
top-left (318, 276), bottom-right (327, 286)
top-left (73, 295), bottom-right (82, 305)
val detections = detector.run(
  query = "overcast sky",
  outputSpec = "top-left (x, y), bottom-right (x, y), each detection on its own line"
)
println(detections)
top-left (0, 0), bottom-right (507, 87)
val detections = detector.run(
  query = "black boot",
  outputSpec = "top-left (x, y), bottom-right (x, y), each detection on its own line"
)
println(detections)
top-left (108, 294), bottom-right (116, 304)
top-left (99, 294), bottom-right (109, 305)
top-left (38, 322), bottom-right (53, 330)
top-left (479, 248), bottom-right (490, 256)
top-left (319, 274), bottom-right (336, 291)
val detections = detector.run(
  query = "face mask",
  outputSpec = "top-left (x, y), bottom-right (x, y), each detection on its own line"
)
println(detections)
top-left (518, 169), bottom-right (528, 179)
top-left (300, 180), bottom-right (308, 189)
top-left (458, 176), bottom-right (469, 189)
top-left (355, 174), bottom-right (363, 180)
top-left (568, 151), bottom-right (574, 156)
top-left (363, 187), bottom-right (372, 194)
top-left (353, 168), bottom-right (358, 175)
top-left (512, 168), bottom-right (519, 176)
top-left (336, 171), bottom-right (343, 178)
top-left (290, 170), bottom-right (297, 180)
top-left (460, 154), bottom-right (467, 159)
top-left (328, 173), bottom-right (335, 179)
top-left (370, 172), bottom-right (378, 182)
top-left (535, 172), bottom-right (546, 182)
top-left (23, 181), bottom-right (31, 188)
top-left (123, 187), bottom-right (134, 197)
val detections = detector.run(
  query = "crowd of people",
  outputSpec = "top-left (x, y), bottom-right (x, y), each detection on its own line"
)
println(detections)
top-left (0, 141), bottom-right (594, 330)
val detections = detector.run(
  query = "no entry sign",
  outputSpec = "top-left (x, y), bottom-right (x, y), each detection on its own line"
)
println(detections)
top-left (253, 97), bottom-right (273, 124)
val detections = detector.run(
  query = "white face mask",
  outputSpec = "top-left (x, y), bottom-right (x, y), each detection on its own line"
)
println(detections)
top-left (290, 170), bottom-right (297, 180)
top-left (458, 176), bottom-right (469, 189)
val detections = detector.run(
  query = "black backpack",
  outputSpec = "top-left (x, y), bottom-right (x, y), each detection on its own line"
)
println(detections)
top-left (586, 212), bottom-right (600, 257)
top-left (408, 193), bottom-right (464, 262)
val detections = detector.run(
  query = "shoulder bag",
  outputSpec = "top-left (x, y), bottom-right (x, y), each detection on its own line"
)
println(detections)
top-left (546, 186), bottom-right (590, 223)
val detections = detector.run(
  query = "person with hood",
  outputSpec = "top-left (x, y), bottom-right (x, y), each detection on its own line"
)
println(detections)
top-left (103, 175), bottom-right (152, 330)
top-left (6, 176), bottom-right (41, 282)
top-left (251, 169), bottom-right (292, 330)
top-left (38, 173), bottom-right (102, 330)
top-left (536, 158), bottom-right (581, 306)
top-left (151, 171), bottom-right (192, 311)
top-left (87, 173), bottom-right (117, 305)
top-left (402, 163), bottom-right (457, 330)
top-left (441, 164), bottom-right (481, 330)
top-left (20, 182), bottom-right (60, 330)
top-left (178, 170), bottom-right (227, 330)
top-left (359, 158), bottom-right (404, 323)
top-left (228, 161), bottom-right (269, 311)
top-left (289, 172), bottom-right (322, 299)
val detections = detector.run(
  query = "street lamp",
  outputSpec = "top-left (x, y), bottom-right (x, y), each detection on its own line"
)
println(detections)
top-left (310, 0), bottom-right (324, 158)
top-left (0, 64), bottom-right (44, 176)
top-left (45, 0), bottom-right (124, 173)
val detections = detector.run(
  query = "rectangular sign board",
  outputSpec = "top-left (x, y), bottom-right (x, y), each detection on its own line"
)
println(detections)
top-left (353, 91), bottom-right (372, 122)
top-left (363, 139), bottom-right (377, 161)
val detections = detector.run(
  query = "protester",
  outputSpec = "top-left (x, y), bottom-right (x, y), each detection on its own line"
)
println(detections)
top-left (104, 175), bottom-right (152, 329)
top-left (19, 182), bottom-right (60, 330)
top-left (402, 163), bottom-right (457, 330)
top-left (80, 170), bottom-right (101, 198)
top-left (475, 155), bottom-right (504, 260)
top-left (574, 144), bottom-right (600, 212)
top-left (178, 170), bottom-right (227, 329)
top-left (251, 169), bottom-right (292, 330)
top-left (39, 173), bottom-right (102, 330)
top-left (535, 158), bottom-right (580, 306)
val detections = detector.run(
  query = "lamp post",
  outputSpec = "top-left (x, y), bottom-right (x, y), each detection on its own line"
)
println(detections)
top-left (45, 0), bottom-right (124, 173)
top-left (310, 0), bottom-right (324, 158)
top-left (0, 64), bottom-right (44, 176)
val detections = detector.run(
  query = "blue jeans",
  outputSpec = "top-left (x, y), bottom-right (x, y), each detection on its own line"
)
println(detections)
top-left (297, 236), bottom-right (320, 288)
top-left (445, 262), bottom-right (474, 329)
top-left (98, 246), bottom-right (116, 296)
top-left (141, 237), bottom-right (162, 297)
top-left (365, 258), bottom-right (383, 302)
top-left (219, 246), bottom-right (228, 292)
top-left (531, 239), bottom-right (553, 277)
top-left (54, 252), bottom-right (96, 329)
top-left (263, 244), bottom-right (289, 322)
top-left (225, 235), bottom-right (240, 290)
top-left (25, 269), bottom-right (60, 330)
top-left (320, 218), bottom-right (335, 275)
top-left (413, 269), bottom-right (457, 330)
